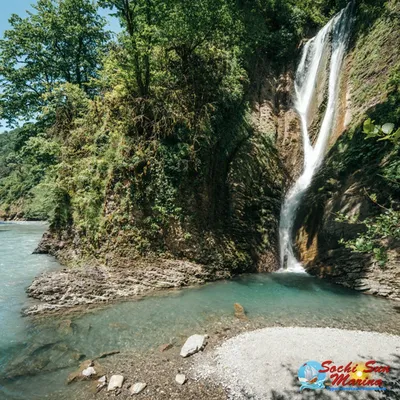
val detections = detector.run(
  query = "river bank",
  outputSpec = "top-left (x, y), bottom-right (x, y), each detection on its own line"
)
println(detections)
top-left (68, 326), bottom-right (400, 400)
top-left (26, 251), bottom-right (400, 317)
top-left (26, 227), bottom-right (400, 317)
top-left (25, 259), bottom-right (230, 316)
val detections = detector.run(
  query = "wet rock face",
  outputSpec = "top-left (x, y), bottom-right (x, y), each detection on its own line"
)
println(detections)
top-left (251, 66), bottom-right (304, 187)
top-left (294, 166), bottom-right (400, 301)
top-left (305, 246), bottom-right (400, 301)
top-left (291, 0), bottom-right (400, 301)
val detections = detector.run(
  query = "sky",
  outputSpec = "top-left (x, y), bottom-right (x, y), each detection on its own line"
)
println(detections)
top-left (0, 0), bottom-right (121, 36)
top-left (0, 1), bottom-right (121, 131)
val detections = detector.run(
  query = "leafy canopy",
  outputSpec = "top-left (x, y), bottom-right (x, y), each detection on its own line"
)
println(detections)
top-left (0, 0), bottom-right (109, 126)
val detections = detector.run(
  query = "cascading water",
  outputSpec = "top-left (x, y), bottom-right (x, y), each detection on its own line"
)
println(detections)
top-left (279, 4), bottom-right (353, 272)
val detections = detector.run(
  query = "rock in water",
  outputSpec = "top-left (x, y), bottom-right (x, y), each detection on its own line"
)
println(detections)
top-left (107, 375), bottom-right (124, 391)
top-left (180, 334), bottom-right (207, 357)
top-left (130, 382), bottom-right (147, 394)
top-left (57, 319), bottom-right (74, 335)
top-left (159, 343), bottom-right (173, 352)
top-left (234, 303), bottom-right (247, 320)
top-left (175, 374), bottom-right (187, 385)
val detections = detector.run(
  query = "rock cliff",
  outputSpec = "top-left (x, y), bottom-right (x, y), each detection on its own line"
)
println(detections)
top-left (293, 0), bottom-right (400, 300)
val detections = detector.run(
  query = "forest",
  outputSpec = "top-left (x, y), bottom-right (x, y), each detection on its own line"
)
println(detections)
top-left (0, 1), bottom-right (399, 399)
top-left (0, 0), bottom-right (398, 274)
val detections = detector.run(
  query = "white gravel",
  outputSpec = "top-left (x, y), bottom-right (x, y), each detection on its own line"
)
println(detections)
top-left (193, 327), bottom-right (400, 399)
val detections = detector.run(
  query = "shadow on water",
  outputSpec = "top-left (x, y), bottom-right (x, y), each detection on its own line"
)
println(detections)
top-left (268, 272), bottom-right (365, 298)
top-left (232, 271), bottom-right (364, 298)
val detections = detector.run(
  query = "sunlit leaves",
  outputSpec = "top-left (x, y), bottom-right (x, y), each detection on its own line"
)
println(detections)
top-left (363, 118), bottom-right (400, 144)
top-left (0, 0), bottom-right (109, 126)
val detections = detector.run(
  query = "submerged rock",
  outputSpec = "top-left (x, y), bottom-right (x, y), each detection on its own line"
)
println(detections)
top-left (234, 303), bottom-right (247, 320)
top-left (109, 322), bottom-right (130, 330)
top-left (130, 382), bottom-right (147, 394)
top-left (5, 341), bottom-right (84, 379)
top-left (180, 334), bottom-right (207, 357)
top-left (57, 319), bottom-right (75, 335)
top-left (175, 374), bottom-right (187, 385)
top-left (107, 374), bottom-right (124, 391)
top-left (93, 350), bottom-right (120, 360)
top-left (159, 343), bottom-right (173, 352)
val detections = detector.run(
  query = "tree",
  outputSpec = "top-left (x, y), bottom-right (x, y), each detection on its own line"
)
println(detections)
top-left (100, 0), bottom-right (236, 97)
top-left (100, 0), bottom-right (165, 97)
top-left (0, 0), bottom-right (109, 126)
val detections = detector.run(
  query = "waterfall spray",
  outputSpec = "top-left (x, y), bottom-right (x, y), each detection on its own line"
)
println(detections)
top-left (279, 4), bottom-right (353, 272)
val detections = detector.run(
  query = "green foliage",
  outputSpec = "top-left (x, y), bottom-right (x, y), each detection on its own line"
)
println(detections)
top-left (332, 121), bottom-right (400, 267)
top-left (363, 118), bottom-right (400, 144)
top-left (337, 208), bottom-right (400, 267)
top-left (0, 0), bottom-right (109, 126)
top-left (0, 126), bottom-right (60, 219)
top-left (0, 0), bottom-right (384, 270)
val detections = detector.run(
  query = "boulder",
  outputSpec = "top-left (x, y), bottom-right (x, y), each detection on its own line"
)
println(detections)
top-left (107, 375), bottom-right (124, 391)
top-left (180, 334), bottom-right (207, 357)
top-left (130, 382), bottom-right (147, 395)
top-left (175, 374), bottom-right (187, 385)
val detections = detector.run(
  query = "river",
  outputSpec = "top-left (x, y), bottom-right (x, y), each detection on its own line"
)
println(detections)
top-left (1, 222), bottom-right (399, 399)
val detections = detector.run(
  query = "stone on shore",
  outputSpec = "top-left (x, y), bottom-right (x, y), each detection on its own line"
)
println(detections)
top-left (193, 327), bottom-right (400, 400)
top-left (68, 360), bottom-right (104, 383)
top-left (107, 375), bottom-right (124, 391)
top-left (180, 334), bottom-right (207, 357)
top-left (175, 374), bottom-right (187, 385)
top-left (130, 382), bottom-right (147, 394)
top-left (96, 376), bottom-right (107, 392)
top-left (82, 366), bottom-right (96, 377)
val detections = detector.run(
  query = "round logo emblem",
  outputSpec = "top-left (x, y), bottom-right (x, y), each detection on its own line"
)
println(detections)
top-left (298, 360), bottom-right (326, 391)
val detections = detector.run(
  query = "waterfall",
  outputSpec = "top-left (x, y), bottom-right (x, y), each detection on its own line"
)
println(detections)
top-left (278, 4), bottom-right (353, 272)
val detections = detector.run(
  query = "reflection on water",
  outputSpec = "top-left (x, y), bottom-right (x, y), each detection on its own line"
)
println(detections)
top-left (0, 223), bottom-right (399, 399)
